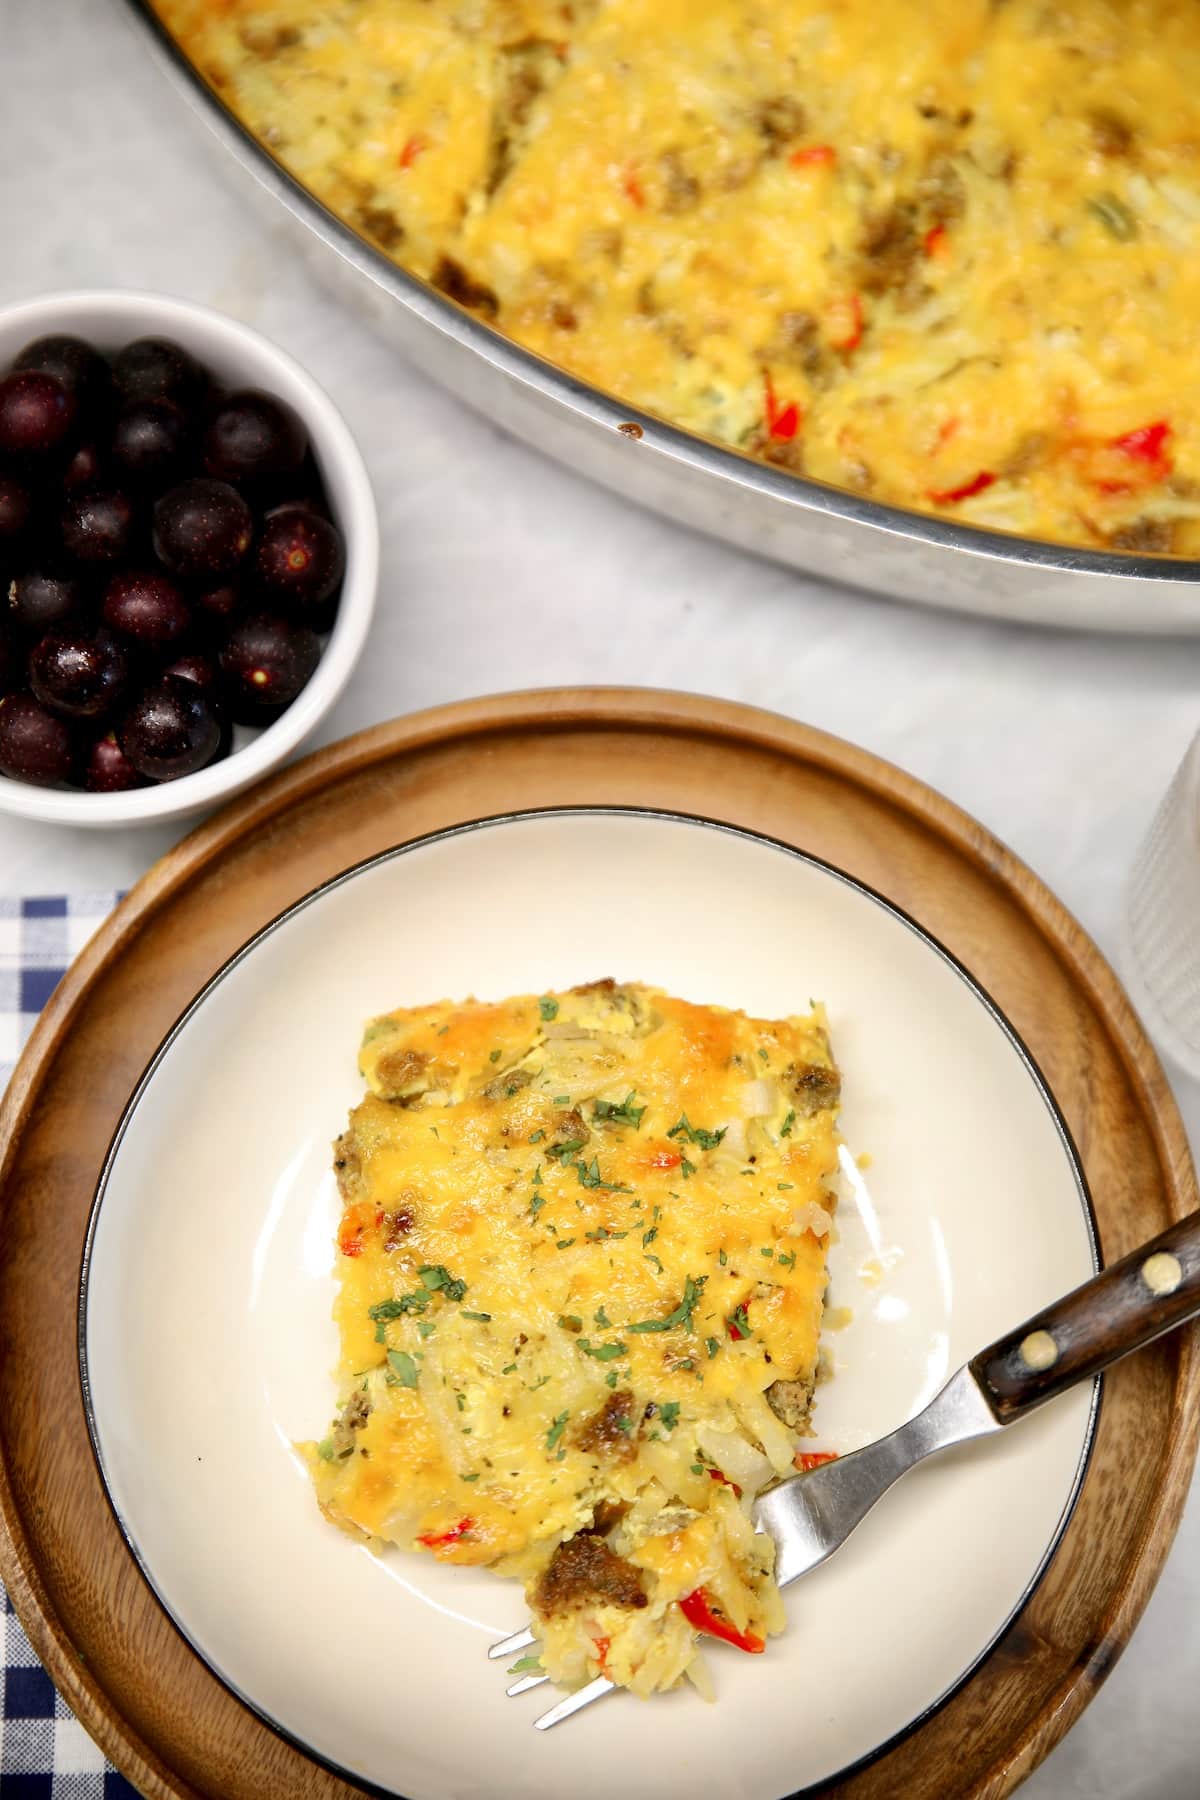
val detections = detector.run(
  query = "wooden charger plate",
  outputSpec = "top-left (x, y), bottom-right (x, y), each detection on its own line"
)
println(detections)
top-left (1, 687), bottom-right (1196, 1800)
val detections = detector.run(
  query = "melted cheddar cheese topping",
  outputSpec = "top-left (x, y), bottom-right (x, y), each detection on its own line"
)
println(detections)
top-left (307, 981), bottom-right (840, 1697)
top-left (159, 0), bottom-right (1200, 558)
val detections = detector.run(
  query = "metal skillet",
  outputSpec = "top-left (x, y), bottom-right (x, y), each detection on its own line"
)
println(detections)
top-left (124, 1), bottom-right (1200, 634)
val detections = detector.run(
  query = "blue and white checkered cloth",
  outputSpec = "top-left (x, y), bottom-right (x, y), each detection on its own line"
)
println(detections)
top-left (1, 893), bottom-right (139, 1798)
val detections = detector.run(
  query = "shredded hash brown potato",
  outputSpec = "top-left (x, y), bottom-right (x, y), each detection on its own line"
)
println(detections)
top-left (160, 0), bottom-right (1200, 555)
top-left (305, 981), bottom-right (840, 1697)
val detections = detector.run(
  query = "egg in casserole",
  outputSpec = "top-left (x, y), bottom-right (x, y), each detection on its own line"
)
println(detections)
top-left (158, 0), bottom-right (1200, 557)
top-left (307, 980), bottom-right (840, 1697)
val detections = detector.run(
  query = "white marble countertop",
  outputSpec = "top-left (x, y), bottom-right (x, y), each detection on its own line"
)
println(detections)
top-left (3, 2), bottom-right (1198, 1793)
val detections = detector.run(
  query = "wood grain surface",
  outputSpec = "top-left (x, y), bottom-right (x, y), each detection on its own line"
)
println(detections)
top-left (0, 688), bottom-right (1196, 1800)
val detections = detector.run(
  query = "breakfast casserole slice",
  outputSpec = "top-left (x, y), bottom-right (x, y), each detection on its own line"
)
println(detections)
top-left (307, 981), bottom-right (840, 1697)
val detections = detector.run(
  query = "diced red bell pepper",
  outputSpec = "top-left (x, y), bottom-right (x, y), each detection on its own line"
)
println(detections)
top-left (1112, 419), bottom-right (1171, 466)
top-left (763, 372), bottom-right (802, 441)
top-left (680, 1586), bottom-right (765, 1653)
top-left (337, 1202), bottom-right (384, 1257)
top-left (790, 143), bottom-right (837, 170)
top-left (923, 223), bottom-right (949, 259)
top-left (707, 1466), bottom-right (743, 1498)
top-left (398, 134), bottom-right (427, 169)
top-left (927, 470), bottom-right (996, 504)
top-left (417, 1516), bottom-right (475, 1551)
top-left (593, 1635), bottom-right (610, 1671)
top-left (622, 165), bottom-right (646, 208)
top-left (795, 1450), bottom-right (839, 1473)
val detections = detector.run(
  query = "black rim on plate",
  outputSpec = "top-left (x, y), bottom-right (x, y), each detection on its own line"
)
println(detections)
top-left (77, 806), bottom-right (1101, 1800)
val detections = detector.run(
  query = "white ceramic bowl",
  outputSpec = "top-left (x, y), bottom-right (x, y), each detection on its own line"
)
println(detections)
top-left (0, 289), bottom-right (378, 827)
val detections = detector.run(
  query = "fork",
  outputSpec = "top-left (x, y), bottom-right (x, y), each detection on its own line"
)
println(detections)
top-left (490, 1205), bottom-right (1200, 1728)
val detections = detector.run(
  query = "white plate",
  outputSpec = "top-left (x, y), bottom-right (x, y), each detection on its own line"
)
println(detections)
top-left (81, 810), bottom-right (1097, 1799)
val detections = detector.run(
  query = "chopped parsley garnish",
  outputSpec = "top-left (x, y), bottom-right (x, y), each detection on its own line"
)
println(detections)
top-left (532, 1164), bottom-right (543, 1185)
top-left (594, 1305), bottom-right (612, 1327)
top-left (727, 1302), bottom-right (752, 1339)
top-left (760, 1246), bottom-right (775, 1258)
top-left (679, 1156), bottom-right (696, 1180)
top-left (626, 1274), bottom-right (707, 1334)
top-left (690, 1462), bottom-right (705, 1476)
top-left (316, 1437), bottom-right (334, 1461)
top-left (706, 1336), bottom-right (720, 1358)
top-left (644, 1252), bottom-right (664, 1274)
top-left (547, 1138), bottom-right (586, 1162)
top-left (455, 1391), bottom-right (466, 1410)
top-left (605, 1370), bottom-right (619, 1388)
top-left (778, 1181), bottom-right (795, 1192)
top-left (777, 1250), bottom-right (796, 1270)
top-left (462, 1311), bottom-right (492, 1322)
top-left (1088, 192), bottom-right (1138, 241)
top-left (489, 1048), bottom-right (502, 1063)
top-left (419, 1265), bottom-right (467, 1301)
top-left (417, 1320), bottom-right (437, 1338)
top-left (370, 1265), bottom-right (468, 1338)
top-left (556, 1237), bottom-right (576, 1249)
top-left (509, 1655), bottom-right (541, 1674)
top-left (658, 1400), bottom-right (681, 1432)
top-left (780, 1109), bottom-right (796, 1138)
top-left (593, 1091), bottom-right (646, 1129)
top-left (545, 1410), bottom-right (570, 1452)
top-left (559, 1314), bottom-right (583, 1332)
top-left (529, 1194), bottom-right (547, 1221)
top-left (585, 1225), bottom-right (628, 1242)
top-left (758, 1047), bottom-right (769, 1062)
top-left (552, 1094), bottom-right (570, 1106)
top-left (461, 1471), bottom-right (480, 1481)
top-left (667, 1114), bottom-right (727, 1151)
top-left (578, 1338), bottom-right (627, 1361)
top-left (718, 1249), bottom-right (728, 1267)
top-left (642, 1225), bottom-right (658, 1247)
top-left (502, 1362), bottom-right (518, 1375)
top-left (539, 996), bottom-right (560, 1021)
top-left (386, 1349), bottom-right (419, 1389)
top-left (576, 1156), bottom-right (631, 1193)
top-left (528, 1128), bottom-right (546, 1144)
top-left (369, 1296), bottom-right (422, 1325)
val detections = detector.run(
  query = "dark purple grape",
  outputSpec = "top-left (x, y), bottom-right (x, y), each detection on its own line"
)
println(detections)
top-left (8, 569), bottom-right (86, 635)
top-left (0, 371), bottom-right (76, 458)
top-left (204, 389), bottom-right (307, 484)
top-left (0, 630), bottom-right (21, 695)
top-left (62, 440), bottom-right (105, 492)
top-left (0, 693), bottom-right (74, 786)
top-left (61, 487), bottom-right (136, 566)
top-left (219, 611), bottom-right (319, 722)
top-left (193, 581), bottom-right (242, 631)
top-left (153, 477), bottom-right (251, 578)
top-left (13, 335), bottom-right (110, 414)
top-left (83, 730), bottom-right (146, 793)
top-left (111, 337), bottom-right (206, 411)
top-left (254, 503), bottom-right (344, 615)
top-left (30, 628), bottom-right (128, 720)
top-left (0, 473), bottom-right (32, 546)
top-left (119, 674), bottom-right (221, 781)
top-left (102, 569), bottom-right (190, 647)
top-left (112, 399), bottom-right (190, 486)
top-left (161, 647), bottom-right (220, 696)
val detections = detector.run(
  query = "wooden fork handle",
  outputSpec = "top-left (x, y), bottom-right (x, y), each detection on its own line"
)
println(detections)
top-left (970, 1208), bottom-right (1200, 1423)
